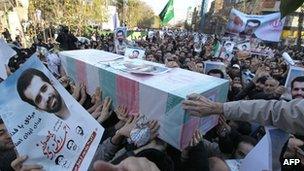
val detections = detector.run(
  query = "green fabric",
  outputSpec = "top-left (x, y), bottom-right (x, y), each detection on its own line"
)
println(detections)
top-left (212, 41), bottom-right (221, 57)
top-left (159, 0), bottom-right (174, 25)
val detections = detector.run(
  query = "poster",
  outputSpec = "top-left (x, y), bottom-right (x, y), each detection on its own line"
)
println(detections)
top-left (124, 48), bottom-right (145, 59)
top-left (114, 27), bottom-right (128, 55)
top-left (109, 60), bottom-right (170, 75)
top-left (0, 38), bottom-right (17, 79)
top-left (226, 9), bottom-right (285, 42)
top-left (204, 61), bottom-right (226, 77)
top-left (240, 127), bottom-right (289, 171)
top-left (236, 41), bottom-right (251, 52)
top-left (0, 56), bottom-right (104, 170)
top-left (285, 66), bottom-right (304, 91)
top-left (223, 41), bottom-right (235, 53)
top-left (220, 52), bottom-right (234, 63)
top-left (194, 41), bottom-right (203, 53)
top-left (226, 159), bottom-right (242, 171)
top-left (115, 27), bottom-right (127, 38)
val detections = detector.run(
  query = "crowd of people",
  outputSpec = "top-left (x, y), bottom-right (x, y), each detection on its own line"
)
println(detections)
top-left (1, 25), bottom-right (304, 171)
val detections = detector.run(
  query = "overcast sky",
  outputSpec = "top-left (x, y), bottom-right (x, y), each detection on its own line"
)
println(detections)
top-left (139, 0), bottom-right (213, 23)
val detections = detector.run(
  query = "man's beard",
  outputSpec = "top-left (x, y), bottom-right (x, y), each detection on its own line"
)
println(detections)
top-left (118, 38), bottom-right (123, 43)
top-left (0, 139), bottom-right (14, 151)
top-left (46, 92), bottom-right (63, 113)
top-left (292, 95), bottom-right (304, 99)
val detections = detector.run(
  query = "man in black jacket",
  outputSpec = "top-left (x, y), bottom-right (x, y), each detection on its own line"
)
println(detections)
top-left (0, 119), bottom-right (16, 171)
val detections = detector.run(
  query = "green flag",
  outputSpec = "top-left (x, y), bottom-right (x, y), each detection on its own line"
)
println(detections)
top-left (159, 0), bottom-right (174, 25)
top-left (212, 40), bottom-right (222, 58)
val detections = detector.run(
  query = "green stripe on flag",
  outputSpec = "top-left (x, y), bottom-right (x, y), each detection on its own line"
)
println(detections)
top-left (165, 94), bottom-right (183, 113)
top-left (159, 0), bottom-right (174, 25)
top-left (212, 41), bottom-right (222, 57)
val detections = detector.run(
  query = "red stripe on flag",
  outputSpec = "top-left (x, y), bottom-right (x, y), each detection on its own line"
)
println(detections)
top-left (116, 76), bottom-right (139, 114)
top-left (75, 60), bottom-right (87, 85)
top-left (180, 118), bottom-right (200, 150)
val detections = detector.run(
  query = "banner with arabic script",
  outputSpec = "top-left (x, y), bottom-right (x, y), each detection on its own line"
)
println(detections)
top-left (226, 9), bottom-right (285, 42)
top-left (0, 56), bottom-right (104, 171)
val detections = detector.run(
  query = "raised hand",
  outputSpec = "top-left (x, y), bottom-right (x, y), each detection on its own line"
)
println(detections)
top-left (78, 83), bottom-right (87, 105)
top-left (91, 87), bottom-right (102, 105)
top-left (87, 87), bottom-right (103, 114)
top-left (274, 85), bottom-right (286, 95)
top-left (96, 97), bottom-right (112, 123)
top-left (11, 155), bottom-right (43, 171)
top-left (114, 105), bottom-right (129, 122)
top-left (181, 129), bottom-right (203, 160)
top-left (147, 120), bottom-right (160, 140)
top-left (71, 84), bottom-right (81, 101)
top-left (216, 115), bottom-right (231, 137)
top-left (58, 76), bottom-right (69, 88)
top-left (117, 115), bottom-right (139, 138)
top-left (91, 104), bottom-right (103, 119)
top-left (182, 93), bottom-right (223, 117)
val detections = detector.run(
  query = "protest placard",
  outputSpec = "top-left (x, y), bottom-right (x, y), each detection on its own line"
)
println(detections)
top-left (220, 52), bottom-right (234, 63)
top-left (285, 66), bottom-right (304, 93)
top-left (193, 41), bottom-right (203, 53)
top-left (124, 47), bottom-right (145, 59)
top-left (226, 9), bottom-right (285, 42)
top-left (226, 159), bottom-right (242, 171)
top-left (204, 61), bottom-right (227, 78)
top-left (0, 56), bottom-right (104, 170)
top-left (0, 38), bottom-right (16, 79)
top-left (236, 41), bottom-right (251, 52)
top-left (240, 127), bottom-right (289, 171)
top-left (223, 41), bottom-right (235, 53)
top-left (114, 27), bottom-right (128, 55)
top-left (115, 27), bottom-right (127, 38)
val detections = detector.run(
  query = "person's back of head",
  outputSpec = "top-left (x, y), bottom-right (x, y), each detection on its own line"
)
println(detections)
top-left (208, 157), bottom-right (230, 171)
top-left (207, 69), bottom-right (225, 78)
top-left (234, 135), bottom-right (257, 159)
top-left (256, 76), bottom-right (268, 84)
top-left (136, 148), bottom-right (174, 171)
top-left (235, 121), bottom-right (252, 136)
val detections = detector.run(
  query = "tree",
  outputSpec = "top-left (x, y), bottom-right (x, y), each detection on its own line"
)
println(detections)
top-left (113, 0), bottom-right (159, 28)
top-left (28, 0), bottom-right (108, 35)
top-left (280, 0), bottom-right (304, 18)
top-left (297, 6), bottom-right (304, 48)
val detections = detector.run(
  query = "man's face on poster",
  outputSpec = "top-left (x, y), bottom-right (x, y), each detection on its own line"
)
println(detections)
top-left (225, 54), bottom-right (230, 59)
top-left (244, 20), bottom-right (260, 35)
top-left (76, 126), bottom-right (84, 136)
top-left (225, 43), bottom-right (231, 49)
top-left (56, 155), bottom-right (69, 167)
top-left (242, 45), bottom-right (247, 51)
top-left (24, 75), bottom-right (62, 113)
top-left (132, 51), bottom-right (139, 58)
top-left (67, 140), bottom-right (77, 151)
